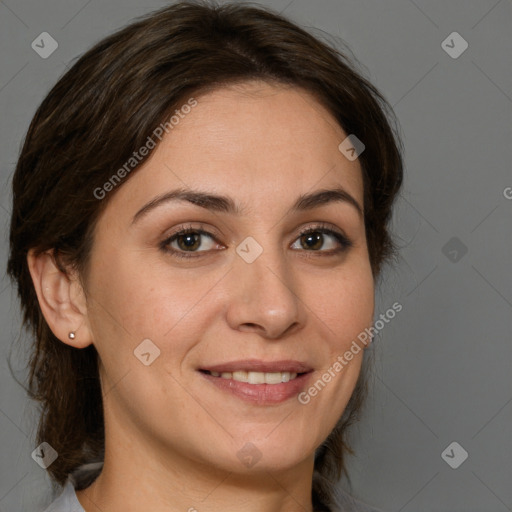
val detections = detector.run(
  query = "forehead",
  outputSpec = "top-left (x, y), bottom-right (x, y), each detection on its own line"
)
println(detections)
top-left (104, 81), bottom-right (364, 220)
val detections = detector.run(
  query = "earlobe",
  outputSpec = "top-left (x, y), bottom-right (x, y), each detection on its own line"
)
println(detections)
top-left (26, 248), bottom-right (93, 348)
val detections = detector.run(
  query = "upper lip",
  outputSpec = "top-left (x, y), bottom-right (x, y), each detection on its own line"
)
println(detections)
top-left (200, 359), bottom-right (313, 373)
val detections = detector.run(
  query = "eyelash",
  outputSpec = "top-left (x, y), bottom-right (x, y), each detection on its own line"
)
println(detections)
top-left (160, 222), bottom-right (353, 260)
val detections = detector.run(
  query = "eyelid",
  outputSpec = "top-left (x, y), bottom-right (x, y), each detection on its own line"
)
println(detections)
top-left (297, 221), bottom-right (346, 238)
top-left (164, 222), bottom-right (219, 240)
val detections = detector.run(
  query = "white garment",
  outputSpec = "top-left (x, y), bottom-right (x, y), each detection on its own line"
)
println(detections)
top-left (41, 481), bottom-right (84, 512)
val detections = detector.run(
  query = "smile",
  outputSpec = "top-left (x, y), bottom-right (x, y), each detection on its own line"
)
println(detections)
top-left (204, 370), bottom-right (299, 384)
top-left (198, 360), bottom-right (314, 404)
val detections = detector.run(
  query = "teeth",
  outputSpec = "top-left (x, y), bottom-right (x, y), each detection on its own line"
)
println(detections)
top-left (263, 372), bottom-right (283, 384)
top-left (248, 371), bottom-right (265, 384)
top-left (232, 370), bottom-right (248, 382)
top-left (207, 370), bottom-right (299, 384)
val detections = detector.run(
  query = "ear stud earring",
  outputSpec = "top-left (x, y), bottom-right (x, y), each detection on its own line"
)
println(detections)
top-left (68, 332), bottom-right (76, 339)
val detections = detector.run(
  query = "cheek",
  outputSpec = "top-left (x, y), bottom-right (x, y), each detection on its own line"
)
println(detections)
top-left (312, 264), bottom-right (375, 349)
top-left (86, 247), bottom-right (223, 369)
top-left (88, 245), bottom-right (179, 330)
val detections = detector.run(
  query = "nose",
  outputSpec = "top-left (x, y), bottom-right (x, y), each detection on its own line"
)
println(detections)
top-left (225, 240), bottom-right (306, 340)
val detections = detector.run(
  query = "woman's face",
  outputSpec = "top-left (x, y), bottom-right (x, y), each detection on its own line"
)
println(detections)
top-left (83, 81), bottom-right (374, 476)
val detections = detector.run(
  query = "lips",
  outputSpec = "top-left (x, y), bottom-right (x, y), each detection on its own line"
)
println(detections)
top-left (199, 359), bottom-right (313, 374)
top-left (198, 359), bottom-right (314, 404)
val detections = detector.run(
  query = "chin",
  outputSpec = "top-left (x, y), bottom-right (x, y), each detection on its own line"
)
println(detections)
top-left (208, 433), bottom-right (317, 475)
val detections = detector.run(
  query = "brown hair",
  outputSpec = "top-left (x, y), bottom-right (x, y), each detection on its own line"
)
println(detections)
top-left (7, 1), bottom-right (403, 509)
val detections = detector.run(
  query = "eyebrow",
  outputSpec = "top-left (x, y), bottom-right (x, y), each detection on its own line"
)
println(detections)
top-left (131, 185), bottom-right (363, 225)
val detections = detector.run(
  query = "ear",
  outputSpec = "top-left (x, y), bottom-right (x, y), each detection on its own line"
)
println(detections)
top-left (27, 248), bottom-right (93, 348)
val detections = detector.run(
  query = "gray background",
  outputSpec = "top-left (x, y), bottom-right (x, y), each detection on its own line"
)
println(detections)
top-left (0, 0), bottom-right (510, 511)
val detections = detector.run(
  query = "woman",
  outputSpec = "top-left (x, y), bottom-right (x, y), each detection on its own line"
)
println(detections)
top-left (7, 1), bottom-right (403, 511)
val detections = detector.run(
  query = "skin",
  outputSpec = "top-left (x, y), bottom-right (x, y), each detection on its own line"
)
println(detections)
top-left (28, 80), bottom-right (374, 512)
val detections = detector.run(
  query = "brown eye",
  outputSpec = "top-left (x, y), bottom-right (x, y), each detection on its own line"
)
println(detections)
top-left (161, 227), bottom-right (220, 259)
top-left (174, 232), bottom-right (203, 251)
top-left (299, 231), bottom-right (324, 251)
top-left (291, 226), bottom-right (353, 255)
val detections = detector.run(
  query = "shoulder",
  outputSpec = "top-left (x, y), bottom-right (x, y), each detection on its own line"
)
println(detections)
top-left (40, 462), bottom-right (102, 512)
top-left (40, 481), bottom-right (84, 512)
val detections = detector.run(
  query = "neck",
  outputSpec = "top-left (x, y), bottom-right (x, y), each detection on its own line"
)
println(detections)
top-left (75, 422), bottom-right (316, 512)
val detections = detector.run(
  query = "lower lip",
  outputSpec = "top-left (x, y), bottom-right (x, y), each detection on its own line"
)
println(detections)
top-left (199, 371), bottom-right (313, 405)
